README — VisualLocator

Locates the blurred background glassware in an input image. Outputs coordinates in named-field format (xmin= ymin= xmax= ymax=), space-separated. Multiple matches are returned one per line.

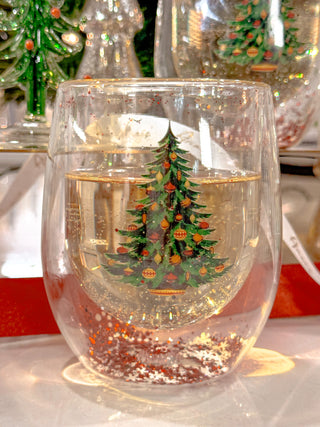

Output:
xmin=155 ymin=0 xmax=320 ymax=149
xmin=76 ymin=0 xmax=144 ymax=79
xmin=42 ymin=78 xmax=281 ymax=388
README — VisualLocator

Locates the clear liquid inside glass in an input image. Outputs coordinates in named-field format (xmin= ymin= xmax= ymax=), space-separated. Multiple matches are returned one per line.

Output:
xmin=43 ymin=149 xmax=276 ymax=385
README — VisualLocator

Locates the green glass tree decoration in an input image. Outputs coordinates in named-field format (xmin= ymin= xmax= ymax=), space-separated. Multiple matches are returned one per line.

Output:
xmin=217 ymin=0 xmax=306 ymax=72
xmin=104 ymin=125 xmax=228 ymax=296
xmin=0 ymin=0 xmax=82 ymax=145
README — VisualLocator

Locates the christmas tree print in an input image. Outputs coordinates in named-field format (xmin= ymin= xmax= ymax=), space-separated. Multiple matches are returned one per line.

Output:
xmin=217 ymin=0 xmax=306 ymax=72
xmin=0 ymin=0 xmax=82 ymax=118
xmin=104 ymin=125 xmax=228 ymax=296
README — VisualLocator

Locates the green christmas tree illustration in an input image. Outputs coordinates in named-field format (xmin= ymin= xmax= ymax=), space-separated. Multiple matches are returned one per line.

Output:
xmin=0 ymin=0 xmax=82 ymax=119
xmin=104 ymin=125 xmax=228 ymax=296
xmin=217 ymin=0 xmax=306 ymax=72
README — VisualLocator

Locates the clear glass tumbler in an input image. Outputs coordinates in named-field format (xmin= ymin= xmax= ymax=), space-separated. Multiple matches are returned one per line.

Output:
xmin=42 ymin=79 xmax=281 ymax=386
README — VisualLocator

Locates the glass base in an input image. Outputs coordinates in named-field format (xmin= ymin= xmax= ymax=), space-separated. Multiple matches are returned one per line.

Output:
xmin=62 ymin=359 xmax=236 ymax=406
xmin=0 ymin=120 xmax=50 ymax=152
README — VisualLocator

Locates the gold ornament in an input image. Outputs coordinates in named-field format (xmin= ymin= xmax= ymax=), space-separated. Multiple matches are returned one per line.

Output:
xmin=190 ymin=214 xmax=196 ymax=223
xmin=142 ymin=268 xmax=156 ymax=279
xmin=256 ymin=35 xmax=263 ymax=45
xmin=177 ymin=170 xmax=182 ymax=181
xmin=146 ymin=185 xmax=155 ymax=194
xmin=154 ymin=253 xmax=162 ymax=264
xmin=185 ymin=180 xmax=190 ymax=188
xmin=260 ymin=9 xmax=267 ymax=20
xmin=193 ymin=233 xmax=203 ymax=243
xmin=161 ymin=218 xmax=170 ymax=229
xmin=284 ymin=21 xmax=290 ymax=30
xmin=156 ymin=171 xmax=163 ymax=183
xmin=170 ymin=152 xmax=177 ymax=161
xmin=247 ymin=47 xmax=258 ymax=57
xmin=181 ymin=197 xmax=191 ymax=208
xmin=220 ymin=44 xmax=227 ymax=52
xmin=287 ymin=46 xmax=294 ymax=55
xmin=199 ymin=266 xmax=207 ymax=276
xmin=174 ymin=228 xmax=188 ymax=241
xmin=233 ymin=48 xmax=242 ymax=56
xmin=170 ymin=254 xmax=182 ymax=265
xmin=151 ymin=202 xmax=158 ymax=211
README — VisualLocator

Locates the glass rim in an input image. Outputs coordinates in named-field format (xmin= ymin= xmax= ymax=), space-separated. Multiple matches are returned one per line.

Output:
xmin=57 ymin=77 xmax=271 ymax=91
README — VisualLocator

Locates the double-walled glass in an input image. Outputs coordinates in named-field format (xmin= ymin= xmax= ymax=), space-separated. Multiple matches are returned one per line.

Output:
xmin=42 ymin=79 xmax=281 ymax=386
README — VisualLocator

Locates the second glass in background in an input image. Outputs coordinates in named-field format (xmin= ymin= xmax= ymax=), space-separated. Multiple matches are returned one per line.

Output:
xmin=155 ymin=0 xmax=320 ymax=149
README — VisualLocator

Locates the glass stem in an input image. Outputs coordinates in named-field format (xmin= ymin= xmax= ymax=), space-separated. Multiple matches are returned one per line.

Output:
xmin=24 ymin=55 xmax=47 ymax=122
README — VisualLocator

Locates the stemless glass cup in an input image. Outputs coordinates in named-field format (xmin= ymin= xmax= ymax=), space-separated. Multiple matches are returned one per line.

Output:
xmin=161 ymin=0 xmax=320 ymax=149
xmin=42 ymin=79 xmax=281 ymax=387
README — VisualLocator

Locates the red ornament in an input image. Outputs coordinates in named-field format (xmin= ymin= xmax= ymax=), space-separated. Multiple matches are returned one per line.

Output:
xmin=128 ymin=224 xmax=138 ymax=231
xmin=141 ymin=249 xmax=149 ymax=256
xmin=117 ymin=246 xmax=128 ymax=254
xmin=164 ymin=182 xmax=176 ymax=193
xmin=175 ymin=213 xmax=183 ymax=221
xmin=264 ymin=50 xmax=273 ymax=60
xmin=247 ymin=33 xmax=254 ymax=40
xmin=199 ymin=221 xmax=209 ymax=229
xmin=236 ymin=15 xmax=245 ymax=22
xmin=83 ymin=75 xmax=92 ymax=79
xmin=215 ymin=264 xmax=225 ymax=273
xmin=242 ymin=0 xmax=248 ymax=4
xmin=163 ymin=161 xmax=170 ymax=169
xmin=183 ymin=249 xmax=193 ymax=257
xmin=233 ymin=48 xmax=242 ymax=56
xmin=50 ymin=7 xmax=61 ymax=19
xmin=229 ymin=32 xmax=237 ymax=40
xmin=174 ymin=229 xmax=187 ymax=241
xmin=253 ymin=20 xmax=261 ymax=28
xmin=135 ymin=204 xmax=144 ymax=211
xmin=149 ymin=232 xmax=160 ymax=243
xmin=25 ymin=39 xmax=34 ymax=51
xmin=124 ymin=267 xmax=134 ymax=276
xmin=287 ymin=12 xmax=295 ymax=19
xmin=146 ymin=185 xmax=155 ymax=195
xmin=165 ymin=273 xmax=177 ymax=283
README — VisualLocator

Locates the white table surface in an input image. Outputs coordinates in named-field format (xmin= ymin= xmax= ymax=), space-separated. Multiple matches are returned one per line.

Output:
xmin=0 ymin=316 xmax=320 ymax=427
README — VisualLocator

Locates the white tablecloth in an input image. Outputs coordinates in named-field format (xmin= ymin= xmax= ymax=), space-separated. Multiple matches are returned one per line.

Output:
xmin=0 ymin=316 xmax=319 ymax=426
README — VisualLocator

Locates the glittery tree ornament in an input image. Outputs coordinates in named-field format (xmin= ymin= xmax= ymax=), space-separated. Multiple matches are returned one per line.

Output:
xmin=217 ymin=0 xmax=306 ymax=72
xmin=104 ymin=124 xmax=228 ymax=295
xmin=0 ymin=0 xmax=82 ymax=147
xmin=76 ymin=0 xmax=143 ymax=79
xmin=0 ymin=0 xmax=82 ymax=118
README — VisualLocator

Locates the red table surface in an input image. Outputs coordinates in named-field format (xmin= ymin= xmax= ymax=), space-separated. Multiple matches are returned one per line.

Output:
xmin=1 ymin=263 xmax=320 ymax=337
